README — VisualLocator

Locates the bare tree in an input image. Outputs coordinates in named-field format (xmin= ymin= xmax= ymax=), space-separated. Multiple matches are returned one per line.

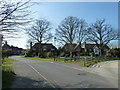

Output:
xmin=76 ymin=19 xmax=88 ymax=54
xmin=87 ymin=19 xmax=117 ymax=56
xmin=0 ymin=0 xmax=32 ymax=37
xmin=56 ymin=16 xmax=79 ymax=57
xmin=27 ymin=19 xmax=53 ymax=57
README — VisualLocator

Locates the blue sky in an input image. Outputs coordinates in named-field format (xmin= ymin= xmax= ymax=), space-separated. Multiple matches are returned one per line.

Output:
xmin=8 ymin=2 xmax=118 ymax=49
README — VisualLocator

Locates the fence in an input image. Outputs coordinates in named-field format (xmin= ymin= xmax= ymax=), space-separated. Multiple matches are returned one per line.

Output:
xmin=63 ymin=56 xmax=98 ymax=67
xmin=83 ymin=56 xmax=100 ymax=67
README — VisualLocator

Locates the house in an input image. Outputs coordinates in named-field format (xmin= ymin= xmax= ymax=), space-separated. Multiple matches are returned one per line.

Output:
xmin=62 ymin=43 xmax=84 ymax=56
xmin=84 ymin=43 xmax=109 ymax=56
xmin=2 ymin=41 xmax=12 ymax=52
xmin=11 ymin=46 xmax=24 ymax=55
xmin=62 ymin=42 xmax=109 ymax=56
xmin=93 ymin=45 xmax=100 ymax=56
xmin=32 ymin=43 xmax=58 ymax=56
xmin=2 ymin=41 xmax=24 ymax=55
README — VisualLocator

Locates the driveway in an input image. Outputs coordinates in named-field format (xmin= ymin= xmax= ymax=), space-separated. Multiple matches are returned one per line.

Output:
xmin=9 ymin=56 xmax=118 ymax=88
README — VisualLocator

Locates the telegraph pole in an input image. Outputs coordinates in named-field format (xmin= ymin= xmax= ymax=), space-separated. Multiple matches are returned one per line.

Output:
xmin=54 ymin=37 xmax=56 ymax=61
xmin=0 ymin=34 xmax=3 ymax=90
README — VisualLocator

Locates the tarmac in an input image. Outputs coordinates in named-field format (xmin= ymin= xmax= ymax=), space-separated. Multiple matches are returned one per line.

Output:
xmin=88 ymin=60 xmax=119 ymax=88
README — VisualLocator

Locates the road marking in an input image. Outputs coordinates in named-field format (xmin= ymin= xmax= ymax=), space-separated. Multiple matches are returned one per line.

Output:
xmin=24 ymin=61 xmax=47 ymax=80
xmin=53 ymin=80 xmax=59 ymax=86
xmin=23 ymin=61 xmax=56 ymax=88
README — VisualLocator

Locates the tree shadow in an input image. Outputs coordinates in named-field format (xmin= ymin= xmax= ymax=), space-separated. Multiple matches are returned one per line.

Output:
xmin=3 ymin=75 xmax=55 ymax=89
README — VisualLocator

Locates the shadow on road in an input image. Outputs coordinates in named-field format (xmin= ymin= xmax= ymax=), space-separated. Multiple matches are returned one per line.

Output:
xmin=10 ymin=75 xmax=54 ymax=88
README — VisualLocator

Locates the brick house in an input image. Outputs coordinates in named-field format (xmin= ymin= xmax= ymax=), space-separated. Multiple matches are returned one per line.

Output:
xmin=2 ymin=41 xmax=24 ymax=55
xmin=62 ymin=43 xmax=109 ymax=56
xmin=32 ymin=43 xmax=58 ymax=56
xmin=83 ymin=43 xmax=109 ymax=55
xmin=2 ymin=41 xmax=12 ymax=52
xmin=62 ymin=43 xmax=84 ymax=56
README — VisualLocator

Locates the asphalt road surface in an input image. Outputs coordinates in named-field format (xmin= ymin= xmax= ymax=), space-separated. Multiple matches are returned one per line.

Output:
xmin=9 ymin=56 xmax=118 ymax=88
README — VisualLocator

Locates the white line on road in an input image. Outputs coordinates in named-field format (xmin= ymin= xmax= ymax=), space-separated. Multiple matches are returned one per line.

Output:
xmin=23 ymin=61 xmax=56 ymax=88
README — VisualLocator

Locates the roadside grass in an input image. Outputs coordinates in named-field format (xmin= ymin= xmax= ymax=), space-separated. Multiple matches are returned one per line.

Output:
xmin=85 ymin=56 xmax=120 ymax=67
xmin=23 ymin=56 xmax=120 ymax=67
xmin=23 ymin=56 xmax=85 ymax=66
xmin=2 ymin=58 xmax=18 ymax=65
xmin=23 ymin=56 xmax=76 ymax=62
xmin=24 ymin=56 xmax=54 ymax=61
xmin=24 ymin=56 xmax=68 ymax=61
xmin=67 ymin=60 xmax=84 ymax=67
xmin=2 ymin=58 xmax=18 ymax=88
xmin=2 ymin=66 xmax=16 ymax=88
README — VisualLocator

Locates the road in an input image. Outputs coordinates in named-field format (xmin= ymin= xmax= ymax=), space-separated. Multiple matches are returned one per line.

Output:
xmin=9 ymin=56 xmax=118 ymax=88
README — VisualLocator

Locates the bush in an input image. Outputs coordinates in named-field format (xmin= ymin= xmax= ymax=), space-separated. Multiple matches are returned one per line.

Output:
xmin=39 ymin=52 xmax=47 ymax=58
xmin=80 ymin=52 xmax=89 ymax=56
xmin=107 ymin=48 xmax=120 ymax=57
xmin=2 ymin=50 xmax=12 ymax=59
xmin=80 ymin=53 xmax=85 ymax=56
xmin=25 ymin=49 xmax=34 ymax=57
xmin=89 ymin=52 xmax=94 ymax=57
xmin=105 ymin=54 xmax=112 ymax=57
xmin=47 ymin=52 xmax=53 ymax=57
xmin=59 ymin=52 xmax=65 ymax=57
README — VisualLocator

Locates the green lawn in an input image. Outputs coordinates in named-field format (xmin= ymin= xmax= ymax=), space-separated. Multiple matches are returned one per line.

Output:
xmin=67 ymin=60 xmax=84 ymax=66
xmin=2 ymin=58 xmax=18 ymax=65
xmin=24 ymin=56 xmax=77 ymax=62
xmin=24 ymin=56 xmax=54 ymax=61
xmin=2 ymin=58 xmax=18 ymax=88
xmin=23 ymin=56 xmax=120 ymax=67
xmin=85 ymin=56 xmax=120 ymax=67
xmin=23 ymin=56 xmax=85 ymax=66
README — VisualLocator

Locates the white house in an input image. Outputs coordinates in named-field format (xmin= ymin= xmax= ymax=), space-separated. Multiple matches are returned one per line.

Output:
xmin=93 ymin=45 xmax=99 ymax=56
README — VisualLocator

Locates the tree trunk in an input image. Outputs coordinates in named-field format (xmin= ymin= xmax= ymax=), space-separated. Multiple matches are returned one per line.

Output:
xmin=38 ymin=41 xmax=42 ymax=57
xmin=79 ymin=43 xmax=81 ymax=56
xmin=99 ymin=48 xmax=104 ymax=56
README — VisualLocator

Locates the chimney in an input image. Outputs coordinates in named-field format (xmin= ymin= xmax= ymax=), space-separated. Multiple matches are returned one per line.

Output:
xmin=5 ymin=41 xmax=7 ymax=45
xmin=30 ymin=42 xmax=32 ymax=50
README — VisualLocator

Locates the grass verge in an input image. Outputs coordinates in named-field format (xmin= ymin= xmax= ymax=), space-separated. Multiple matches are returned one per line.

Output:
xmin=85 ymin=56 xmax=120 ymax=67
xmin=23 ymin=56 xmax=84 ymax=66
xmin=2 ymin=58 xmax=18 ymax=65
xmin=24 ymin=56 xmax=54 ymax=61
xmin=2 ymin=58 xmax=18 ymax=88
xmin=23 ymin=56 xmax=120 ymax=67
xmin=2 ymin=66 xmax=16 ymax=88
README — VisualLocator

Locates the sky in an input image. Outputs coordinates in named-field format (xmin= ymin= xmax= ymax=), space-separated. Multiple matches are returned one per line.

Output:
xmin=6 ymin=1 xmax=118 ymax=49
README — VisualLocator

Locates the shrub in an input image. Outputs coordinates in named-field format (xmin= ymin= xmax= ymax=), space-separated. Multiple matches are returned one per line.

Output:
xmin=59 ymin=52 xmax=65 ymax=57
xmin=25 ymin=49 xmax=34 ymax=57
xmin=89 ymin=52 xmax=94 ymax=57
xmin=107 ymin=48 xmax=120 ymax=57
xmin=80 ymin=53 xmax=85 ymax=56
xmin=40 ymin=52 xmax=47 ymax=58
xmin=47 ymin=52 xmax=53 ymax=57
xmin=105 ymin=54 xmax=112 ymax=57
xmin=2 ymin=50 xmax=12 ymax=60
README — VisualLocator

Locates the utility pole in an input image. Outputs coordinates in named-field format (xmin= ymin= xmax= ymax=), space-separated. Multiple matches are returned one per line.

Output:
xmin=54 ymin=37 xmax=56 ymax=61
xmin=0 ymin=34 xmax=3 ymax=90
